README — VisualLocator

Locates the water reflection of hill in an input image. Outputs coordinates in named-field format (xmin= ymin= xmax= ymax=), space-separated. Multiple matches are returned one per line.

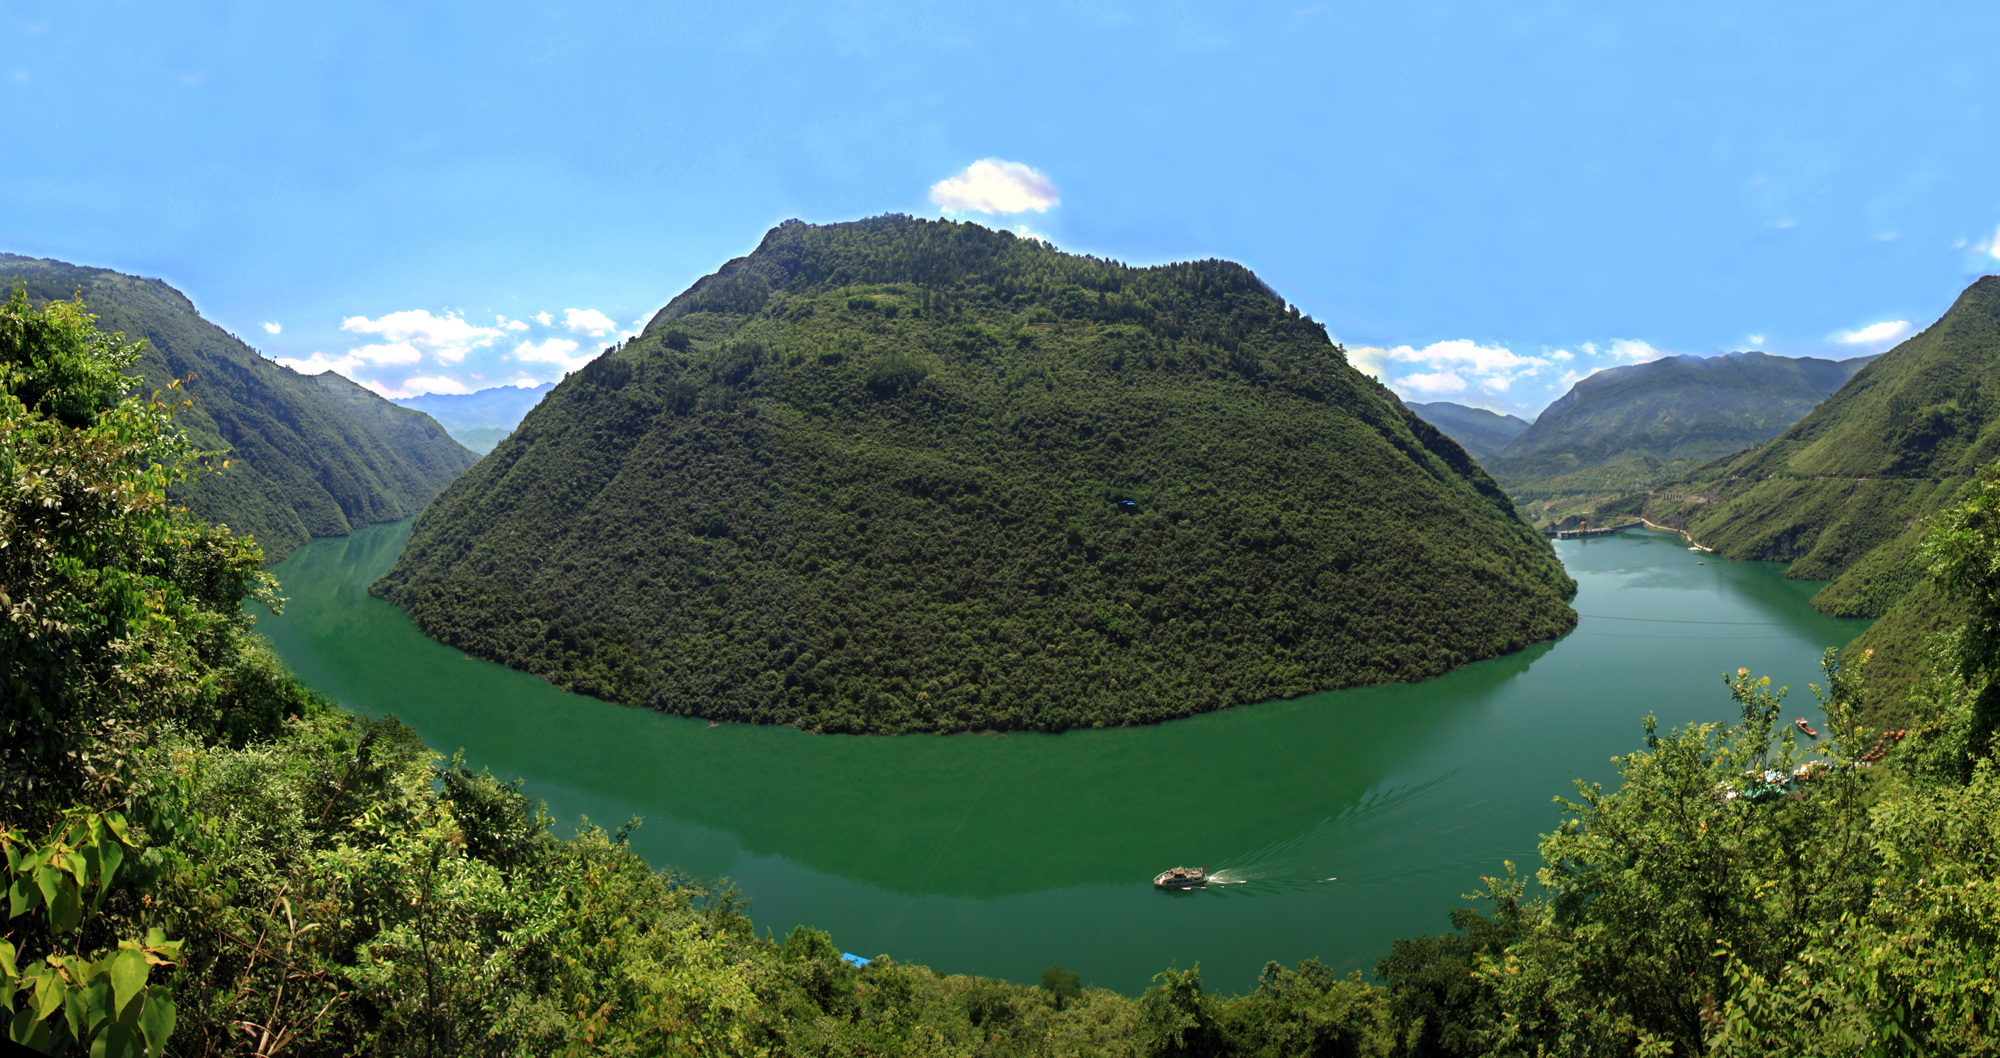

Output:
xmin=257 ymin=521 xmax=1873 ymax=992
xmin=259 ymin=521 xmax=1548 ymax=899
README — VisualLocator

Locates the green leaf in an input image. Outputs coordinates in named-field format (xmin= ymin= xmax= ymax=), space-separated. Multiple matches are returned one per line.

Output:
xmin=94 ymin=836 xmax=124 ymax=905
xmin=32 ymin=966 xmax=64 ymax=1021
xmin=100 ymin=813 xmax=131 ymax=847
xmin=46 ymin=873 xmax=82 ymax=935
xmin=100 ymin=1021 xmax=149 ymax=1058
xmin=0 ymin=937 xmax=15 ymax=979
xmin=106 ymin=949 xmax=147 ymax=1020
xmin=9 ymin=873 xmax=38 ymax=919
xmin=0 ymin=977 xmax=14 ymax=1015
xmin=12 ymin=1003 xmax=53 ymax=1051
xmin=137 ymin=988 xmax=174 ymax=1057
xmin=60 ymin=848 xmax=90 ymax=890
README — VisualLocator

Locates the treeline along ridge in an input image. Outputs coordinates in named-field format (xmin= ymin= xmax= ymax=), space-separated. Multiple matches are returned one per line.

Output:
xmin=375 ymin=216 xmax=1577 ymax=733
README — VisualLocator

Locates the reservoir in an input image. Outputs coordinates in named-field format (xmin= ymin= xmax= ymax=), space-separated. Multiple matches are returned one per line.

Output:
xmin=258 ymin=520 xmax=1871 ymax=994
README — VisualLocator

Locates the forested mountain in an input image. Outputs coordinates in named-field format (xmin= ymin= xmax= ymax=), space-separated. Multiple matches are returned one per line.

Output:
xmin=0 ymin=253 xmax=476 ymax=561
xmin=14 ymin=265 xmax=2000 ymax=1056
xmin=375 ymin=215 xmax=1576 ymax=734
xmin=392 ymin=381 xmax=553 ymax=453
xmin=1485 ymin=350 xmax=1875 ymax=481
xmin=1628 ymin=276 xmax=2000 ymax=719
xmin=1404 ymin=400 xmax=1530 ymax=462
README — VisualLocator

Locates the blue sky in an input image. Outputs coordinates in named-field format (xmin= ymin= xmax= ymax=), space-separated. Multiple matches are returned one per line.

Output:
xmin=5 ymin=1 xmax=1997 ymax=418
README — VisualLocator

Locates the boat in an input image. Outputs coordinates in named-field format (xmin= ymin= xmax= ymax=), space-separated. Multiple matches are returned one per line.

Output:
xmin=1795 ymin=718 xmax=1819 ymax=739
xmin=1154 ymin=866 xmax=1207 ymax=889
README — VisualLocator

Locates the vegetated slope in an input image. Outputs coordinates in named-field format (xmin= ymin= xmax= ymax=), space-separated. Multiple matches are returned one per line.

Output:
xmin=375 ymin=216 xmax=1576 ymax=734
xmin=1486 ymin=351 xmax=1875 ymax=482
xmin=1634 ymin=276 xmax=2000 ymax=720
xmin=392 ymin=381 xmax=553 ymax=453
xmin=1404 ymin=401 xmax=1530 ymax=462
xmin=0 ymin=253 xmax=477 ymax=561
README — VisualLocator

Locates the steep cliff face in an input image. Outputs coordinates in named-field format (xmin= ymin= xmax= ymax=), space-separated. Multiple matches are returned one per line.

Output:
xmin=2 ymin=254 xmax=476 ymax=560
xmin=375 ymin=216 xmax=1576 ymax=733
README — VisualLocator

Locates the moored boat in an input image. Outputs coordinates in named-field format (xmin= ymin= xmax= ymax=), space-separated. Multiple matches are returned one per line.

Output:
xmin=1795 ymin=717 xmax=1819 ymax=739
xmin=1154 ymin=866 xmax=1207 ymax=889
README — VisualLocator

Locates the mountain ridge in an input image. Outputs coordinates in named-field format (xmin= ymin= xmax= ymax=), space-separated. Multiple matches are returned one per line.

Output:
xmin=1404 ymin=401 xmax=1530 ymax=462
xmin=1486 ymin=350 xmax=1876 ymax=482
xmin=0 ymin=253 xmax=477 ymax=561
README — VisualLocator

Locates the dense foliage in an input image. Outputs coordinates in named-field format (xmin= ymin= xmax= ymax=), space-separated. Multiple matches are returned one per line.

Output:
xmin=1486 ymin=351 xmax=1873 ymax=483
xmin=8 ymin=277 xmax=2000 ymax=1056
xmin=1402 ymin=403 xmax=1528 ymax=464
xmin=0 ymin=254 xmax=476 ymax=563
xmin=376 ymin=216 xmax=1576 ymax=734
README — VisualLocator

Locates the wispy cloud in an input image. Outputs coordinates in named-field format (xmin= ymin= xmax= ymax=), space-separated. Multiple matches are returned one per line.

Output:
xmin=274 ymin=351 xmax=367 ymax=376
xmin=262 ymin=322 xmax=281 ymax=335
xmin=510 ymin=337 xmax=592 ymax=373
xmin=341 ymin=309 xmax=504 ymax=364
xmin=563 ymin=308 xmax=620 ymax=337
xmin=931 ymin=159 xmax=1060 ymax=214
xmin=1831 ymin=320 xmax=1913 ymax=349
xmin=1606 ymin=339 xmax=1663 ymax=362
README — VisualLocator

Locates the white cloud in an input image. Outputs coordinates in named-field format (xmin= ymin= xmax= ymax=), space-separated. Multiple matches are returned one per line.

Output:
xmin=350 ymin=341 xmax=424 ymax=366
xmin=1401 ymin=371 xmax=1468 ymax=394
xmin=274 ymin=351 xmax=367 ymax=376
xmin=563 ymin=308 xmax=620 ymax=337
xmin=511 ymin=337 xmax=592 ymax=372
xmin=1606 ymin=339 xmax=1663 ymax=362
xmin=1580 ymin=341 xmax=1599 ymax=357
xmin=930 ymin=159 xmax=1061 ymax=214
xmin=1346 ymin=346 xmax=1388 ymax=380
xmin=1831 ymin=320 xmax=1913 ymax=348
xmin=1748 ymin=334 xmax=1765 ymax=346
xmin=534 ymin=311 xmax=553 ymax=326
xmin=497 ymin=314 xmax=530 ymax=332
xmin=1549 ymin=349 xmax=1574 ymax=361
xmin=1353 ymin=338 xmax=1557 ymax=403
xmin=262 ymin=322 xmax=281 ymax=335
xmin=1388 ymin=339 xmax=1546 ymax=376
xmin=1991 ymin=223 xmax=2000 ymax=260
xmin=1554 ymin=368 xmax=1590 ymax=390
xmin=341 ymin=309 xmax=503 ymax=364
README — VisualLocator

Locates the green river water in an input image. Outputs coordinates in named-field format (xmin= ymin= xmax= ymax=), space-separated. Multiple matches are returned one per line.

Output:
xmin=257 ymin=520 xmax=1872 ymax=995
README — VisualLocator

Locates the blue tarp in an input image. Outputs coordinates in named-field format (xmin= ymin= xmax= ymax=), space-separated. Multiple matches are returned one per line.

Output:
xmin=841 ymin=952 xmax=871 ymax=968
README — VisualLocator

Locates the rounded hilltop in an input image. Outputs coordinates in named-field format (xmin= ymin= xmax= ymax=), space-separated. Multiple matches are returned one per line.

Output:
xmin=373 ymin=215 xmax=1577 ymax=733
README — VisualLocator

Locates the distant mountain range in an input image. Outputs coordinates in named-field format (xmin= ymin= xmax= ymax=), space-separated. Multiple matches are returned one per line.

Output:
xmin=1 ymin=254 xmax=476 ymax=562
xmin=392 ymin=383 xmax=554 ymax=453
xmin=374 ymin=215 xmax=1577 ymax=734
xmin=1485 ymin=351 xmax=1877 ymax=481
xmin=1404 ymin=402 xmax=1530 ymax=462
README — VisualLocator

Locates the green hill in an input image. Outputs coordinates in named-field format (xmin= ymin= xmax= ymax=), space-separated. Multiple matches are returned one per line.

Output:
xmin=1404 ymin=400 xmax=1530 ymax=462
xmin=1 ymin=253 xmax=477 ymax=561
xmin=1486 ymin=350 xmax=1875 ymax=482
xmin=374 ymin=215 xmax=1577 ymax=733
xmin=392 ymin=381 xmax=552 ymax=452
xmin=1626 ymin=276 xmax=2000 ymax=719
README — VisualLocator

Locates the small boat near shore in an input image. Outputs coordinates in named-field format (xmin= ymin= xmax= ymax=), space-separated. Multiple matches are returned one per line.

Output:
xmin=1154 ymin=866 xmax=1207 ymax=889
xmin=1795 ymin=718 xmax=1819 ymax=739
